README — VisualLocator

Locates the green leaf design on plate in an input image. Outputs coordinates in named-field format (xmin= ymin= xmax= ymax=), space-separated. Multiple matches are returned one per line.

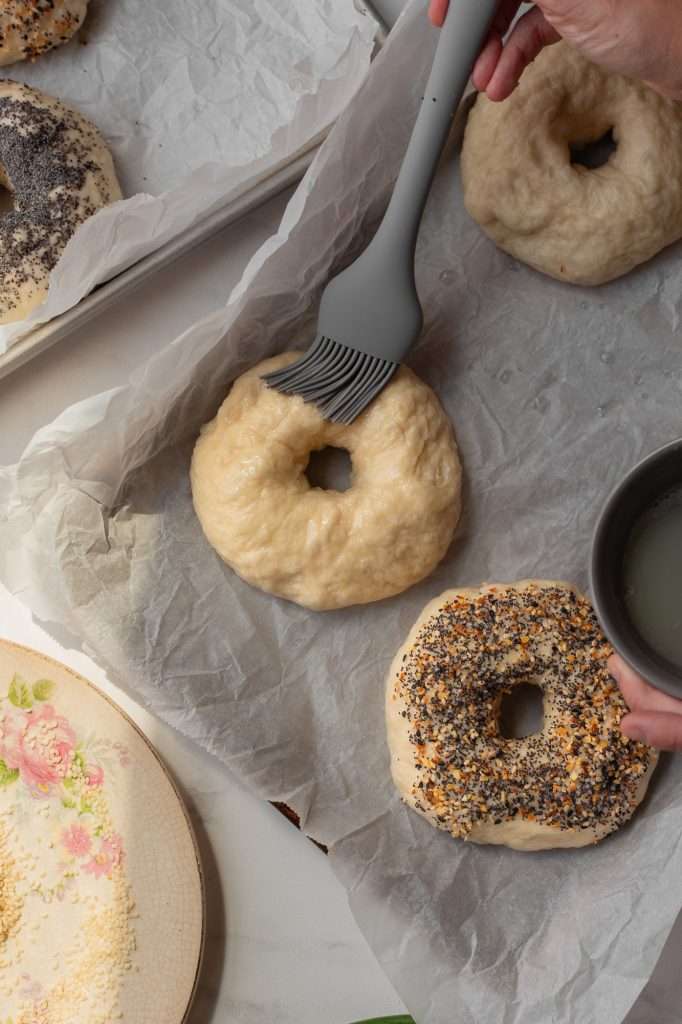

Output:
xmin=0 ymin=759 xmax=19 ymax=786
xmin=62 ymin=797 xmax=77 ymax=810
xmin=8 ymin=674 xmax=32 ymax=710
xmin=32 ymin=679 xmax=55 ymax=702
xmin=79 ymin=796 xmax=94 ymax=817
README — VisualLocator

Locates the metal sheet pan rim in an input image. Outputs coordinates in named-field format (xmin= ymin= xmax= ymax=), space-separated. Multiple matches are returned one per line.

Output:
xmin=0 ymin=1 xmax=390 ymax=383
xmin=0 ymin=136 xmax=328 ymax=383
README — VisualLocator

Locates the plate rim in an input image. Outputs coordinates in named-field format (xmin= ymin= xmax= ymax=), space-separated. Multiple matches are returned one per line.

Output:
xmin=0 ymin=636 xmax=207 ymax=1024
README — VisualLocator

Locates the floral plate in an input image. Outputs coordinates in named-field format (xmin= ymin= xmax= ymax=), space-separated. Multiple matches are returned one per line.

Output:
xmin=0 ymin=640 xmax=204 ymax=1024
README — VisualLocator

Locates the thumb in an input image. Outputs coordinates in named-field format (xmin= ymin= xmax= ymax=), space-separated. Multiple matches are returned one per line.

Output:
xmin=621 ymin=711 xmax=682 ymax=753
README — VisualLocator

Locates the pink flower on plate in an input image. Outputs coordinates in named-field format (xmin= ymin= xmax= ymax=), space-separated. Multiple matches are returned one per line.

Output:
xmin=85 ymin=762 xmax=104 ymax=788
xmin=113 ymin=741 xmax=131 ymax=768
xmin=18 ymin=973 xmax=44 ymax=1000
xmin=83 ymin=849 xmax=114 ymax=880
xmin=61 ymin=823 xmax=92 ymax=859
xmin=83 ymin=833 xmax=124 ymax=880
xmin=102 ymin=832 xmax=124 ymax=867
xmin=0 ymin=708 xmax=21 ymax=760
xmin=3 ymin=704 xmax=76 ymax=795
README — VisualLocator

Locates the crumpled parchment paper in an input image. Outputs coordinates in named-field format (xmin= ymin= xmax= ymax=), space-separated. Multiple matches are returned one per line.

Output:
xmin=1 ymin=3 xmax=682 ymax=1022
xmin=0 ymin=0 xmax=376 ymax=352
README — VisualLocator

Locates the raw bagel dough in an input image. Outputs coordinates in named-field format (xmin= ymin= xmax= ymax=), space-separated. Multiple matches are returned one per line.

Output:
xmin=0 ymin=81 xmax=121 ymax=324
xmin=0 ymin=1 xmax=88 ymax=65
xmin=461 ymin=43 xmax=682 ymax=286
xmin=190 ymin=352 xmax=462 ymax=611
xmin=387 ymin=580 xmax=657 ymax=851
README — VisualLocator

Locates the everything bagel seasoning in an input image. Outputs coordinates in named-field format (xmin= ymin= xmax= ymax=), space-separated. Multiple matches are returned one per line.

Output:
xmin=0 ymin=1 xmax=87 ymax=65
xmin=395 ymin=583 xmax=653 ymax=840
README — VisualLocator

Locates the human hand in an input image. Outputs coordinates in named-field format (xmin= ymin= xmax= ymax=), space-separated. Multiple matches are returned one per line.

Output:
xmin=428 ymin=0 xmax=682 ymax=103
xmin=609 ymin=653 xmax=682 ymax=752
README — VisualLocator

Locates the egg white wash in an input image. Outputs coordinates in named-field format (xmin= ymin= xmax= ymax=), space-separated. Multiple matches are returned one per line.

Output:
xmin=624 ymin=486 xmax=682 ymax=668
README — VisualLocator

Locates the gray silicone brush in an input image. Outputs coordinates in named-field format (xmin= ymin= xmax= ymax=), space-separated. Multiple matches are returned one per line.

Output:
xmin=264 ymin=0 xmax=499 ymax=423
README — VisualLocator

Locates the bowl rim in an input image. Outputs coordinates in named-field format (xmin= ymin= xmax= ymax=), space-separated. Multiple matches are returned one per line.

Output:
xmin=590 ymin=436 xmax=682 ymax=699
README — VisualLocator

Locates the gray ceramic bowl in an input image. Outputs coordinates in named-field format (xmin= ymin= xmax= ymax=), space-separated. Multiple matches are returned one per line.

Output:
xmin=590 ymin=438 xmax=682 ymax=700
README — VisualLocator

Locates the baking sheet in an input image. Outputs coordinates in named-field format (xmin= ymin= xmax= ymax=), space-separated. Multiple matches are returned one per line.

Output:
xmin=0 ymin=144 xmax=319 ymax=382
xmin=0 ymin=0 xmax=377 ymax=353
xmin=1 ymin=3 xmax=682 ymax=1023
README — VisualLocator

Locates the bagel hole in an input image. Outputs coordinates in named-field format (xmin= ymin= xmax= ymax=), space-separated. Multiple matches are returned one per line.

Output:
xmin=570 ymin=128 xmax=617 ymax=170
xmin=305 ymin=446 xmax=352 ymax=492
xmin=499 ymin=683 xmax=544 ymax=739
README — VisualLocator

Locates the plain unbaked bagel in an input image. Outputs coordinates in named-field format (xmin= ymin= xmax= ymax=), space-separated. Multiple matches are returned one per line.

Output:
xmin=387 ymin=580 xmax=657 ymax=851
xmin=461 ymin=43 xmax=682 ymax=286
xmin=0 ymin=1 xmax=88 ymax=65
xmin=190 ymin=352 xmax=462 ymax=611
xmin=0 ymin=80 xmax=121 ymax=324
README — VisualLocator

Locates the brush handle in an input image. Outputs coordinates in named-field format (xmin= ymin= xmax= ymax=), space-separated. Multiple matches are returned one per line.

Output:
xmin=374 ymin=0 xmax=498 ymax=257
xmin=314 ymin=0 xmax=501 ymax=368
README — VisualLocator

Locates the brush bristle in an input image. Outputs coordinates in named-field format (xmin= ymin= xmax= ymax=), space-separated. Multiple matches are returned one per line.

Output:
xmin=262 ymin=336 xmax=398 ymax=424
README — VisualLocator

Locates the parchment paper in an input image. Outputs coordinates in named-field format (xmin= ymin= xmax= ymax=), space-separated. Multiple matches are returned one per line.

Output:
xmin=0 ymin=0 xmax=376 ymax=352
xmin=1 ymin=4 xmax=682 ymax=1022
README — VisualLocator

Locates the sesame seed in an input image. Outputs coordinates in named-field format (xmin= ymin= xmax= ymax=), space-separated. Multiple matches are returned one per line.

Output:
xmin=0 ymin=82 xmax=118 ymax=321
xmin=396 ymin=583 xmax=654 ymax=840
xmin=0 ymin=1 xmax=87 ymax=64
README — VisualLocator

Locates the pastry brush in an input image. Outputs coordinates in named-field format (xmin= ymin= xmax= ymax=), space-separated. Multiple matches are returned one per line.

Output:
xmin=264 ymin=0 xmax=499 ymax=423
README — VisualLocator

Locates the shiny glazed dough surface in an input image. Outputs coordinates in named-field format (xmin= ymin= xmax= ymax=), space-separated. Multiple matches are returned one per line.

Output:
xmin=190 ymin=352 xmax=462 ymax=611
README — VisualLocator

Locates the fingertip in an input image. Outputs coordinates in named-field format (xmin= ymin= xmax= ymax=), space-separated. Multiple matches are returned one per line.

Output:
xmin=621 ymin=710 xmax=682 ymax=752
xmin=607 ymin=653 xmax=623 ymax=680
xmin=620 ymin=713 xmax=646 ymax=743
xmin=485 ymin=7 xmax=560 ymax=102
xmin=484 ymin=44 xmax=525 ymax=102
xmin=428 ymin=0 xmax=448 ymax=28
xmin=484 ymin=76 xmax=516 ymax=103
xmin=609 ymin=654 xmax=649 ymax=710
xmin=472 ymin=34 xmax=503 ymax=94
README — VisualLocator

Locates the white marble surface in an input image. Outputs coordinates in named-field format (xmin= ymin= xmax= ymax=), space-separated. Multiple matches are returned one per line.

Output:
xmin=0 ymin=583 xmax=406 ymax=1024
xmin=0 ymin=583 xmax=405 ymax=1023
xmin=0 ymin=190 xmax=406 ymax=1023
